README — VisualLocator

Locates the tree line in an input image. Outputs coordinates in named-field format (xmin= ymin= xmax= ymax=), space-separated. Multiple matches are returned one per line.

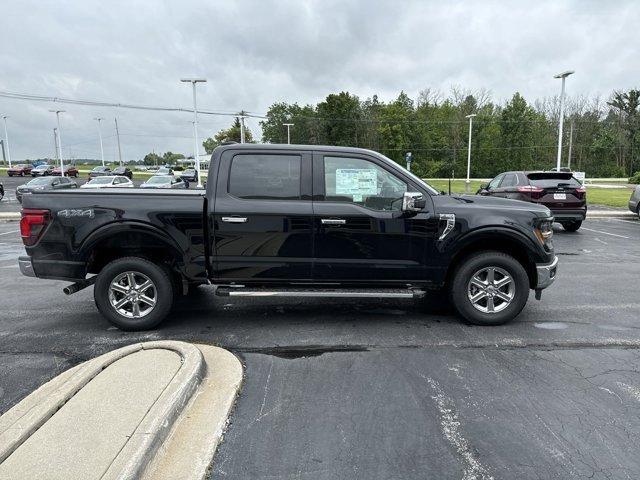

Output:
xmin=202 ymin=88 xmax=640 ymax=179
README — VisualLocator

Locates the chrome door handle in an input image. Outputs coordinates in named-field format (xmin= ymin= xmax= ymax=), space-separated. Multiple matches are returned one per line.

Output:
xmin=221 ymin=216 xmax=248 ymax=223
xmin=321 ymin=218 xmax=346 ymax=225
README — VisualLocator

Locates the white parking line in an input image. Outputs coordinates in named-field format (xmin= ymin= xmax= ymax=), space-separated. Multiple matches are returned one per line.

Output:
xmin=0 ymin=231 xmax=18 ymax=236
xmin=581 ymin=227 xmax=630 ymax=239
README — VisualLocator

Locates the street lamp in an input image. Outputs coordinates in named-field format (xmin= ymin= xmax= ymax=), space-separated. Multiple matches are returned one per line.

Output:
xmin=94 ymin=117 xmax=105 ymax=167
xmin=554 ymin=70 xmax=574 ymax=171
xmin=465 ymin=114 xmax=477 ymax=193
xmin=49 ymin=110 xmax=66 ymax=176
xmin=181 ymin=78 xmax=207 ymax=188
xmin=283 ymin=123 xmax=294 ymax=144
xmin=1 ymin=115 xmax=11 ymax=168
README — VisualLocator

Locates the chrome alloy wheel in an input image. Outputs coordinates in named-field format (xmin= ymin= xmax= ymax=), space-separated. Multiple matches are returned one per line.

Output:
xmin=108 ymin=271 xmax=157 ymax=318
xmin=467 ymin=266 xmax=515 ymax=314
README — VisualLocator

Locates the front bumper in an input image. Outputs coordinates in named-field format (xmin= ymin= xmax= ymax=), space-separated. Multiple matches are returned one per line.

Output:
xmin=19 ymin=256 xmax=35 ymax=277
xmin=535 ymin=256 xmax=558 ymax=290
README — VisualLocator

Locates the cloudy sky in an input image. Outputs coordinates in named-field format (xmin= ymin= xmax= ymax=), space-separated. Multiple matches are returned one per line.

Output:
xmin=1 ymin=0 xmax=637 ymax=162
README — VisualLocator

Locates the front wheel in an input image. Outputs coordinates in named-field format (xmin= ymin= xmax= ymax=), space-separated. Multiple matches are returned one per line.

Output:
xmin=449 ymin=251 xmax=529 ymax=326
xmin=562 ymin=221 xmax=582 ymax=232
xmin=94 ymin=257 xmax=174 ymax=331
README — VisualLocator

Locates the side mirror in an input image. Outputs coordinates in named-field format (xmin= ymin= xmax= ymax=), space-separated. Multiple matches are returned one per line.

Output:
xmin=476 ymin=183 xmax=489 ymax=195
xmin=402 ymin=192 xmax=426 ymax=213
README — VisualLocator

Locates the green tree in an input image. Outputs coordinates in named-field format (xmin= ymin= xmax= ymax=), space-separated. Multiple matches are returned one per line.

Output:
xmin=316 ymin=92 xmax=361 ymax=146
xmin=202 ymin=118 xmax=254 ymax=153
xmin=143 ymin=152 xmax=162 ymax=166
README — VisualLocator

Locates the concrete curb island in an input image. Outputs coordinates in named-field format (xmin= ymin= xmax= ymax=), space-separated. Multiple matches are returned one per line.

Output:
xmin=0 ymin=341 xmax=243 ymax=480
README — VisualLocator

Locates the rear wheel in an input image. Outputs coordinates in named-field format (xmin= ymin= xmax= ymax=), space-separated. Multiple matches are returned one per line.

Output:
xmin=449 ymin=251 xmax=529 ymax=326
xmin=562 ymin=220 xmax=582 ymax=232
xmin=94 ymin=257 xmax=174 ymax=331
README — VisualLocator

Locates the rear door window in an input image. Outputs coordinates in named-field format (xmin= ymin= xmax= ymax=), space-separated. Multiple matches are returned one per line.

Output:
xmin=500 ymin=173 xmax=518 ymax=188
xmin=229 ymin=154 xmax=301 ymax=200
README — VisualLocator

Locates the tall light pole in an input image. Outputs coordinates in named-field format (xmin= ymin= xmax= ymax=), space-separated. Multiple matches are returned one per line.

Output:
xmin=465 ymin=114 xmax=476 ymax=193
xmin=114 ymin=118 xmax=123 ymax=166
xmin=1 ymin=115 xmax=12 ymax=168
xmin=49 ymin=110 xmax=65 ymax=176
xmin=181 ymin=78 xmax=207 ymax=188
xmin=554 ymin=70 xmax=574 ymax=171
xmin=94 ymin=117 xmax=105 ymax=167
xmin=283 ymin=123 xmax=294 ymax=144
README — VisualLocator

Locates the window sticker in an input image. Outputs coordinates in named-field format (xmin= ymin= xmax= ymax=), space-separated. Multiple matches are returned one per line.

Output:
xmin=335 ymin=169 xmax=377 ymax=197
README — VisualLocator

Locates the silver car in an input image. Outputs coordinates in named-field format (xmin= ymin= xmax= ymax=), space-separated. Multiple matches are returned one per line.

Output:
xmin=140 ymin=175 xmax=187 ymax=189
xmin=80 ymin=175 xmax=134 ymax=189
xmin=629 ymin=185 xmax=640 ymax=218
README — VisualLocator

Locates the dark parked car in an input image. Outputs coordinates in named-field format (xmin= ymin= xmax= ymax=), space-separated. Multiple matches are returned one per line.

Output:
xmin=16 ymin=176 xmax=78 ymax=203
xmin=477 ymin=171 xmax=586 ymax=231
xmin=19 ymin=144 xmax=557 ymax=331
xmin=112 ymin=166 xmax=133 ymax=179
xmin=629 ymin=185 xmax=640 ymax=218
xmin=31 ymin=164 xmax=54 ymax=177
xmin=89 ymin=166 xmax=112 ymax=178
xmin=52 ymin=166 xmax=79 ymax=177
xmin=180 ymin=168 xmax=198 ymax=182
xmin=7 ymin=164 xmax=33 ymax=176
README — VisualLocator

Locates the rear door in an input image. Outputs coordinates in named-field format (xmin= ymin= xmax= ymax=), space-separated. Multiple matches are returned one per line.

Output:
xmin=211 ymin=149 xmax=313 ymax=282
xmin=311 ymin=152 xmax=438 ymax=283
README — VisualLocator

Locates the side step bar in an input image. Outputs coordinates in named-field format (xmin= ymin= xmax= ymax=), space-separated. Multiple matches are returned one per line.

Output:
xmin=215 ymin=287 xmax=425 ymax=299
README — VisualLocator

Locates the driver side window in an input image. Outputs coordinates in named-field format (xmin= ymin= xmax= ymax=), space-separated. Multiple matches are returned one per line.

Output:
xmin=488 ymin=174 xmax=504 ymax=190
xmin=323 ymin=156 xmax=407 ymax=211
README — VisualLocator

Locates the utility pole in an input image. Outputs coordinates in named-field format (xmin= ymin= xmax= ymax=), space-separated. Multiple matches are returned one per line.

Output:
xmin=465 ymin=114 xmax=476 ymax=193
xmin=554 ymin=70 xmax=574 ymax=171
xmin=2 ymin=115 xmax=12 ymax=168
xmin=181 ymin=78 xmax=207 ymax=188
xmin=0 ymin=140 xmax=5 ymax=165
xmin=49 ymin=110 xmax=65 ymax=176
xmin=114 ymin=118 xmax=123 ymax=166
xmin=567 ymin=119 xmax=574 ymax=170
xmin=53 ymin=128 xmax=59 ymax=163
xmin=283 ymin=123 xmax=294 ymax=144
xmin=238 ymin=113 xmax=246 ymax=144
xmin=94 ymin=117 xmax=105 ymax=167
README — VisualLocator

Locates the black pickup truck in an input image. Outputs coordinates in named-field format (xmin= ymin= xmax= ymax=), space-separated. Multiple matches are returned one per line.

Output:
xmin=18 ymin=144 xmax=558 ymax=330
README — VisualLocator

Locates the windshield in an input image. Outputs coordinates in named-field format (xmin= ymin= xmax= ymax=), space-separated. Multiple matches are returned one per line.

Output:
xmin=145 ymin=176 xmax=171 ymax=184
xmin=157 ymin=167 xmax=171 ymax=174
xmin=34 ymin=165 xmax=50 ymax=170
xmin=27 ymin=177 xmax=51 ymax=186
xmin=378 ymin=154 xmax=439 ymax=195
xmin=92 ymin=167 xmax=107 ymax=172
xmin=88 ymin=177 xmax=113 ymax=184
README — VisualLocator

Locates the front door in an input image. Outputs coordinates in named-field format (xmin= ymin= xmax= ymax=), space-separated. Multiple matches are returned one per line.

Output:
xmin=211 ymin=149 xmax=313 ymax=282
xmin=312 ymin=153 xmax=437 ymax=284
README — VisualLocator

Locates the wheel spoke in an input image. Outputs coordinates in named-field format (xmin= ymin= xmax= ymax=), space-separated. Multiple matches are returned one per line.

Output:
xmin=470 ymin=291 xmax=487 ymax=304
xmin=486 ymin=267 xmax=495 ymax=284
xmin=470 ymin=277 xmax=486 ymax=290
xmin=132 ymin=301 xmax=141 ymax=317
xmin=114 ymin=297 xmax=129 ymax=309
xmin=486 ymin=296 xmax=495 ymax=312
xmin=495 ymin=290 xmax=512 ymax=302
xmin=495 ymin=276 xmax=512 ymax=289
xmin=137 ymin=279 xmax=153 ymax=293
xmin=111 ymin=283 xmax=129 ymax=294
xmin=126 ymin=272 xmax=136 ymax=288
xmin=139 ymin=295 xmax=156 ymax=307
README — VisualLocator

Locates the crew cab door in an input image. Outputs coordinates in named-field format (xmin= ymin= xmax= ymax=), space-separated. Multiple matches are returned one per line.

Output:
xmin=312 ymin=152 xmax=438 ymax=283
xmin=210 ymin=149 xmax=313 ymax=282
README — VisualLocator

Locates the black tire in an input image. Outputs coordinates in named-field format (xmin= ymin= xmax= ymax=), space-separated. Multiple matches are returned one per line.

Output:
xmin=20 ymin=172 xmax=24 ymax=177
xmin=94 ymin=256 xmax=174 ymax=331
xmin=563 ymin=221 xmax=582 ymax=232
xmin=449 ymin=251 xmax=529 ymax=326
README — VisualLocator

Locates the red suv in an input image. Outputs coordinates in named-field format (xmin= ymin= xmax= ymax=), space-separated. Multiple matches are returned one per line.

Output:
xmin=478 ymin=171 xmax=587 ymax=231
xmin=52 ymin=166 xmax=79 ymax=177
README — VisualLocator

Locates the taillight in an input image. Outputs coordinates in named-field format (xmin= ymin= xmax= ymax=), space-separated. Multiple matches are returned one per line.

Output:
xmin=517 ymin=185 xmax=544 ymax=193
xmin=576 ymin=186 xmax=586 ymax=194
xmin=20 ymin=209 xmax=50 ymax=246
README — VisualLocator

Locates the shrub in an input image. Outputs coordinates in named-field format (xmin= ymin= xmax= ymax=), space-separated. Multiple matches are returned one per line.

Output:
xmin=629 ymin=171 xmax=640 ymax=184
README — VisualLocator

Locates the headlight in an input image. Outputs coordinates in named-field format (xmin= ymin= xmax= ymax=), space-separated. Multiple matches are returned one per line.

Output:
xmin=534 ymin=218 xmax=554 ymax=247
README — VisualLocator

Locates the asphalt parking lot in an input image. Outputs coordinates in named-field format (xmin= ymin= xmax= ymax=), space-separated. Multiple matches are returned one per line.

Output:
xmin=1 ymin=217 xmax=639 ymax=479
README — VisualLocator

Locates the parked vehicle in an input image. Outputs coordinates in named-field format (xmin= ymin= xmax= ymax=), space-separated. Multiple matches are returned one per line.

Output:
xmin=80 ymin=176 xmax=134 ymax=189
xmin=31 ymin=164 xmax=54 ymax=177
xmin=112 ymin=166 xmax=133 ymax=179
xmin=180 ymin=168 xmax=198 ymax=182
xmin=140 ymin=175 xmax=186 ymax=189
xmin=19 ymin=144 xmax=557 ymax=331
xmin=7 ymin=164 xmax=33 ymax=177
xmin=629 ymin=185 xmax=640 ymax=219
xmin=89 ymin=166 xmax=112 ymax=178
xmin=16 ymin=176 xmax=78 ymax=203
xmin=477 ymin=171 xmax=586 ymax=231
xmin=156 ymin=166 xmax=174 ymax=175
xmin=52 ymin=166 xmax=79 ymax=177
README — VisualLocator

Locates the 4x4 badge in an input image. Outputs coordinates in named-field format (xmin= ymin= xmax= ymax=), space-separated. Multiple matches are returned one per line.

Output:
xmin=58 ymin=209 xmax=94 ymax=219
